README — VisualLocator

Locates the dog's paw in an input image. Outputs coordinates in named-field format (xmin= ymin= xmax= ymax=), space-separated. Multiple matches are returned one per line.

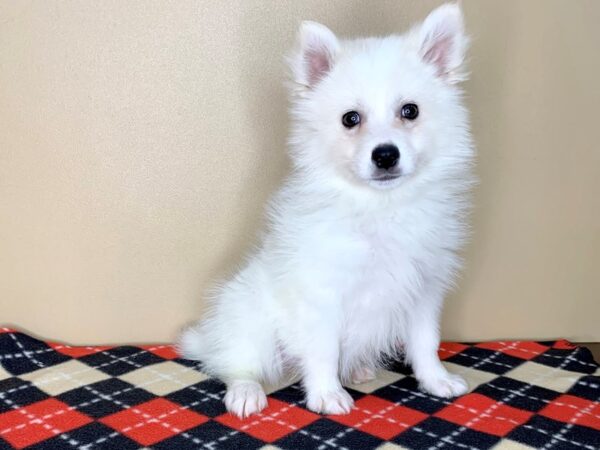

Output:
xmin=351 ymin=366 xmax=376 ymax=385
xmin=306 ymin=388 xmax=354 ymax=415
xmin=419 ymin=372 xmax=468 ymax=398
xmin=224 ymin=381 xmax=268 ymax=418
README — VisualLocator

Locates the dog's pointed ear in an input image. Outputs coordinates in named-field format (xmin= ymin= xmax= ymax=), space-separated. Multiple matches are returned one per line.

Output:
xmin=417 ymin=3 xmax=469 ymax=83
xmin=289 ymin=21 xmax=340 ymax=88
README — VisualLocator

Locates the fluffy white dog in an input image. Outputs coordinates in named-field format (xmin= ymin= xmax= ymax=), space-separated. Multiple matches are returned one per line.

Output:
xmin=179 ymin=2 xmax=474 ymax=418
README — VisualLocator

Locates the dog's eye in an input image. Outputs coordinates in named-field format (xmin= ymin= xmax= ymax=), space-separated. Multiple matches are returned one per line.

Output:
xmin=400 ymin=103 xmax=419 ymax=120
xmin=342 ymin=111 xmax=361 ymax=129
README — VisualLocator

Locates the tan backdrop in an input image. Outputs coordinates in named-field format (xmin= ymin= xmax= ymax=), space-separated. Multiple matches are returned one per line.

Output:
xmin=1 ymin=0 xmax=598 ymax=345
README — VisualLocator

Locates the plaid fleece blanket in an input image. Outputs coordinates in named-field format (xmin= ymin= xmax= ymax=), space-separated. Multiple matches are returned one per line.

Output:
xmin=0 ymin=328 xmax=598 ymax=449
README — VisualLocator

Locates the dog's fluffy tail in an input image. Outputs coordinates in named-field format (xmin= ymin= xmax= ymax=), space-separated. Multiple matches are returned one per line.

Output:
xmin=176 ymin=325 xmax=206 ymax=361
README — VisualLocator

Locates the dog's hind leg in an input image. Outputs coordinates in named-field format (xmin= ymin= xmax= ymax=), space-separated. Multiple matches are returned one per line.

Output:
xmin=180 ymin=315 xmax=276 ymax=418
xmin=179 ymin=260 xmax=281 ymax=418
xmin=223 ymin=380 xmax=268 ymax=418
xmin=217 ymin=321 xmax=278 ymax=418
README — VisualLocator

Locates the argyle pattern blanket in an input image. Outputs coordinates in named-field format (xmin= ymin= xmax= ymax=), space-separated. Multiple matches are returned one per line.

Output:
xmin=0 ymin=328 xmax=599 ymax=450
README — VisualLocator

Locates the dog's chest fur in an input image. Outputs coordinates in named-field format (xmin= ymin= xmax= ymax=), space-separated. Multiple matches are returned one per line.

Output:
xmin=268 ymin=178 xmax=463 ymax=374
xmin=317 ymin=197 xmax=456 ymax=368
xmin=340 ymin=199 xmax=446 ymax=296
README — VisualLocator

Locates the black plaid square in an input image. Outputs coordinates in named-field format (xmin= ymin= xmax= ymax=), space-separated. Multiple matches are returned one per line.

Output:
xmin=267 ymin=383 xmax=306 ymax=405
xmin=154 ymin=421 xmax=264 ymax=450
xmin=0 ymin=377 xmax=49 ymax=413
xmin=567 ymin=375 xmax=600 ymax=402
xmin=0 ymin=333 xmax=70 ymax=376
xmin=172 ymin=357 xmax=208 ymax=369
xmin=373 ymin=376 xmax=449 ymax=414
xmin=166 ymin=379 xmax=228 ymax=418
xmin=56 ymin=378 xmax=155 ymax=419
xmin=78 ymin=346 xmax=164 ymax=376
xmin=474 ymin=375 xmax=562 ymax=413
xmin=394 ymin=416 xmax=500 ymax=449
xmin=533 ymin=348 xmax=599 ymax=374
xmin=385 ymin=358 xmax=415 ymax=376
xmin=509 ymin=414 xmax=599 ymax=450
xmin=445 ymin=346 xmax=527 ymax=375
xmin=26 ymin=422 xmax=139 ymax=450
xmin=269 ymin=383 xmax=366 ymax=409
xmin=275 ymin=418 xmax=384 ymax=449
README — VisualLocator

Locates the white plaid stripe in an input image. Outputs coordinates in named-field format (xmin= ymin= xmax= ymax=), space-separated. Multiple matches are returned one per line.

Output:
xmin=0 ymin=343 xmax=181 ymax=449
xmin=1 ymin=349 xmax=151 ymax=394
xmin=439 ymin=342 xmax=598 ymax=371
xmin=0 ymin=400 xmax=80 ymax=448
xmin=8 ymin=332 xmax=46 ymax=369
xmin=324 ymin=384 xmax=524 ymax=450
xmin=79 ymin=381 xmax=220 ymax=449
xmin=541 ymin=391 xmax=600 ymax=449
xmin=0 ymin=370 xmax=81 ymax=448
xmin=22 ymin=360 xmax=111 ymax=396
xmin=287 ymin=383 xmax=490 ymax=450
xmin=429 ymin=344 xmax=597 ymax=450
xmin=317 ymin=385 xmax=421 ymax=449
xmin=578 ymin=379 xmax=599 ymax=389
xmin=230 ymin=384 xmax=355 ymax=450
xmin=0 ymin=361 xmax=217 ymax=440
xmin=0 ymin=345 xmax=61 ymax=361
xmin=362 ymin=403 xmax=478 ymax=447
xmin=388 ymin=382 xmax=600 ymax=450
xmin=481 ymin=342 xmax=598 ymax=368
xmin=1 ymin=330 xmax=597 ymax=449
xmin=118 ymin=361 xmax=209 ymax=396
xmin=80 ymin=384 xmax=224 ymax=449
xmin=485 ymin=380 xmax=600 ymax=421
xmin=0 ymin=333 xmax=91 ymax=447
xmin=0 ymin=339 xmax=204 ymax=404
xmin=388 ymin=385 xmax=529 ymax=426
xmin=0 ymin=335 xmax=211 ymax=446
xmin=0 ymin=355 xmax=208 ymax=405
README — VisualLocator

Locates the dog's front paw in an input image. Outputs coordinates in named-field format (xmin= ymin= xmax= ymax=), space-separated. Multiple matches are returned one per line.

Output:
xmin=224 ymin=381 xmax=268 ymax=418
xmin=306 ymin=388 xmax=354 ymax=415
xmin=419 ymin=372 xmax=468 ymax=398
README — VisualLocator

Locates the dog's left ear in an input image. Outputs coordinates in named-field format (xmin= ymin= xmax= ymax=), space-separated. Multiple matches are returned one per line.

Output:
xmin=289 ymin=21 xmax=340 ymax=88
xmin=417 ymin=3 xmax=469 ymax=83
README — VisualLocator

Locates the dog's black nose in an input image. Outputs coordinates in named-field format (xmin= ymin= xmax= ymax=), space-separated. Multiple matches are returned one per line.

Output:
xmin=371 ymin=144 xmax=400 ymax=170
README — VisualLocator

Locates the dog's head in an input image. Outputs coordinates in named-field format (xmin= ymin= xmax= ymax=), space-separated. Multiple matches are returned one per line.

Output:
xmin=287 ymin=3 xmax=470 ymax=191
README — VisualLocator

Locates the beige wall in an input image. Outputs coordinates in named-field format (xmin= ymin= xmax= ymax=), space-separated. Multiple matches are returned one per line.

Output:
xmin=1 ymin=1 xmax=598 ymax=345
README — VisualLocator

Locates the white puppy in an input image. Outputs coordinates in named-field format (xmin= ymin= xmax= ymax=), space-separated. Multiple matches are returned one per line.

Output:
xmin=179 ymin=2 xmax=474 ymax=418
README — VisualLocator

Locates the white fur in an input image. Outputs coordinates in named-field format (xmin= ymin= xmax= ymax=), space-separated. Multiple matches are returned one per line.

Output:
xmin=179 ymin=3 xmax=474 ymax=418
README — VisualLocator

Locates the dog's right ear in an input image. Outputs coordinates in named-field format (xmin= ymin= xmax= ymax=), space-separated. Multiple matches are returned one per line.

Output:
xmin=289 ymin=21 xmax=339 ymax=88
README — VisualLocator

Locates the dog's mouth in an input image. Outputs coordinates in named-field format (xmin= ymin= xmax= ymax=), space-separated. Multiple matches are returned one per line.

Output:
xmin=371 ymin=174 xmax=400 ymax=182
xmin=366 ymin=171 xmax=403 ymax=189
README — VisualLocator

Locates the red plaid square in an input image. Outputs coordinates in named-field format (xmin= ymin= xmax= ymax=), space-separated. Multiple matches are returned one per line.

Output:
xmin=100 ymin=398 xmax=208 ymax=446
xmin=438 ymin=342 xmax=469 ymax=360
xmin=216 ymin=398 xmax=319 ymax=442
xmin=141 ymin=345 xmax=178 ymax=360
xmin=329 ymin=395 xmax=428 ymax=440
xmin=553 ymin=340 xmax=577 ymax=350
xmin=435 ymin=393 xmax=533 ymax=436
xmin=0 ymin=399 xmax=92 ymax=449
xmin=476 ymin=341 xmax=549 ymax=360
xmin=539 ymin=394 xmax=600 ymax=431
xmin=49 ymin=342 xmax=112 ymax=358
